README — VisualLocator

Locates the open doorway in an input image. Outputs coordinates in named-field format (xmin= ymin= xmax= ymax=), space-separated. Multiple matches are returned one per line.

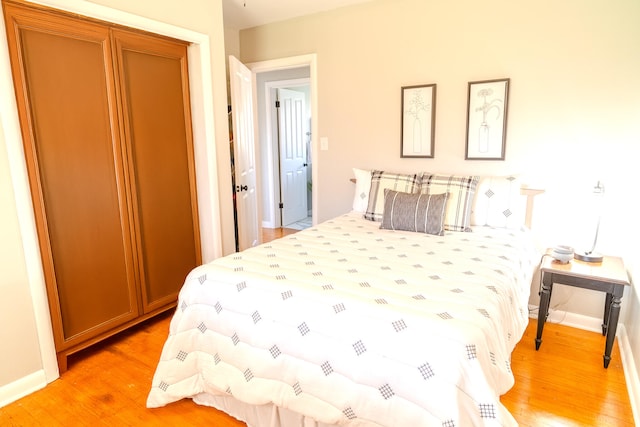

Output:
xmin=252 ymin=63 xmax=315 ymax=230
xmin=270 ymin=82 xmax=311 ymax=230
xmin=230 ymin=54 xmax=317 ymax=248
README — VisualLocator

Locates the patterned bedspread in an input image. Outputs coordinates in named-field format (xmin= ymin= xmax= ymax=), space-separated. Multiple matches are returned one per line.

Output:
xmin=147 ymin=212 xmax=538 ymax=426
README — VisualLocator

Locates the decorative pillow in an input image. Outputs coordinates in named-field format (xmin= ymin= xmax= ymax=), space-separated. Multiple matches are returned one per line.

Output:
xmin=352 ymin=168 xmax=372 ymax=213
xmin=380 ymin=190 xmax=449 ymax=235
xmin=364 ymin=170 xmax=420 ymax=221
xmin=471 ymin=175 xmax=524 ymax=228
xmin=419 ymin=173 xmax=479 ymax=232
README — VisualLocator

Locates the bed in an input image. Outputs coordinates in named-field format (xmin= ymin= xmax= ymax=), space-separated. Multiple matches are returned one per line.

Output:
xmin=147 ymin=171 xmax=542 ymax=427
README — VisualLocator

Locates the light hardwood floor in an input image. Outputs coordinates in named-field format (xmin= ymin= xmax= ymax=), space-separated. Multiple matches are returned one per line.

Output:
xmin=503 ymin=320 xmax=634 ymax=426
xmin=261 ymin=226 xmax=299 ymax=242
xmin=0 ymin=228 xmax=634 ymax=426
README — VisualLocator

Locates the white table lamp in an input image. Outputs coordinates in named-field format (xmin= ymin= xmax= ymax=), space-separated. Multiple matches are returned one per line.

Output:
xmin=574 ymin=181 xmax=604 ymax=263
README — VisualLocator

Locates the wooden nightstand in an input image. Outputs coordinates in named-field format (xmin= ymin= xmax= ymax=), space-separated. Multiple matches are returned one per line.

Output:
xmin=536 ymin=253 xmax=630 ymax=368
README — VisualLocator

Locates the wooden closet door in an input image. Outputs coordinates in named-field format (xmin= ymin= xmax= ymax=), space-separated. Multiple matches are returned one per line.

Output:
xmin=3 ymin=3 xmax=139 ymax=347
xmin=111 ymin=29 xmax=201 ymax=312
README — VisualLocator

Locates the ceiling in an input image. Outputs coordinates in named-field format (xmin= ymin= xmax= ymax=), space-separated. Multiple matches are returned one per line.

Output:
xmin=222 ymin=0 xmax=375 ymax=30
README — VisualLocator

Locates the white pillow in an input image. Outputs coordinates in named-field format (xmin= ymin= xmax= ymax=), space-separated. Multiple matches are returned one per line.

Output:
xmin=471 ymin=175 xmax=524 ymax=228
xmin=352 ymin=168 xmax=372 ymax=213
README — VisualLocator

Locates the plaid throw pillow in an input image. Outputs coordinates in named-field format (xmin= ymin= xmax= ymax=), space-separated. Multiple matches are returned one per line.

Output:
xmin=380 ymin=190 xmax=449 ymax=235
xmin=364 ymin=170 xmax=420 ymax=221
xmin=420 ymin=173 xmax=479 ymax=232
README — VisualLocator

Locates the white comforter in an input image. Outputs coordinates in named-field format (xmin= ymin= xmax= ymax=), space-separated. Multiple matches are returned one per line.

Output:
xmin=147 ymin=212 xmax=538 ymax=426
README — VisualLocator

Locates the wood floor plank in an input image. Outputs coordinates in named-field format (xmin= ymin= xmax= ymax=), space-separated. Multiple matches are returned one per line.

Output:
xmin=261 ymin=226 xmax=299 ymax=242
xmin=502 ymin=319 xmax=634 ymax=426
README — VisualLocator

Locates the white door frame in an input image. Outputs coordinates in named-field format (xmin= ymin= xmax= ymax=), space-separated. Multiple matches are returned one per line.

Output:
xmin=0 ymin=0 xmax=221 ymax=388
xmin=247 ymin=54 xmax=318 ymax=228
xmin=264 ymin=78 xmax=310 ymax=228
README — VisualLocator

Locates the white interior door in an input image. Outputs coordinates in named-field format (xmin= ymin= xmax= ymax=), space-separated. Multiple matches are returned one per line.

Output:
xmin=229 ymin=55 xmax=259 ymax=250
xmin=278 ymin=88 xmax=308 ymax=227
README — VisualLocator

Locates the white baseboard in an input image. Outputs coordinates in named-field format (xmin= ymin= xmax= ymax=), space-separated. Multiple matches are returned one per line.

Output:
xmin=0 ymin=370 xmax=47 ymax=408
xmin=529 ymin=305 xmax=640 ymax=425
xmin=528 ymin=305 xmax=602 ymax=333
xmin=618 ymin=325 xmax=640 ymax=426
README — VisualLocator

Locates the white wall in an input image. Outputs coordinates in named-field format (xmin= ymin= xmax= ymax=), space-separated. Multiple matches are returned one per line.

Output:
xmin=0 ymin=114 xmax=42 ymax=392
xmin=238 ymin=0 xmax=640 ymax=321
xmin=625 ymin=261 xmax=640 ymax=379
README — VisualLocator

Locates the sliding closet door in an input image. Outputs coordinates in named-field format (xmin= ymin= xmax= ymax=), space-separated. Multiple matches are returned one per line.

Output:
xmin=3 ymin=3 xmax=139 ymax=347
xmin=111 ymin=29 xmax=201 ymax=313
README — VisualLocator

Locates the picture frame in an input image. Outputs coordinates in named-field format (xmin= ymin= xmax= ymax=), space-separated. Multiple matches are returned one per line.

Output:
xmin=465 ymin=78 xmax=510 ymax=160
xmin=401 ymin=84 xmax=436 ymax=158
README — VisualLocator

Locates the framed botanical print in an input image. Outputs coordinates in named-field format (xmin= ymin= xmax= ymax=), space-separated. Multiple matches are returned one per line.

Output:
xmin=465 ymin=78 xmax=509 ymax=160
xmin=401 ymin=84 xmax=436 ymax=158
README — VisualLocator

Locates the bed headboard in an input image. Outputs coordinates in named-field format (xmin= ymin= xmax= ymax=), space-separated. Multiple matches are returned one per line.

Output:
xmin=520 ymin=187 xmax=544 ymax=229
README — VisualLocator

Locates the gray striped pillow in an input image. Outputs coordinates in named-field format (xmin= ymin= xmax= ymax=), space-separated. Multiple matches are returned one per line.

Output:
xmin=380 ymin=190 xmax=449 ymax=235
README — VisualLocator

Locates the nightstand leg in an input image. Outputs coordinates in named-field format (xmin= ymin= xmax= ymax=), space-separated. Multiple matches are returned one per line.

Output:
xmin=603 ymin=293 xmax=622 ymax=369
xmin=535 ymin=275 xmax=553 ymax=350
xmin=602 ymin=293 xmax=613 ymax=336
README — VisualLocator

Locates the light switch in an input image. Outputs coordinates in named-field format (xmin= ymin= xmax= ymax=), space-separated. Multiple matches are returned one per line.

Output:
xmin=320 ymin=137 xmax=329 ymax=151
